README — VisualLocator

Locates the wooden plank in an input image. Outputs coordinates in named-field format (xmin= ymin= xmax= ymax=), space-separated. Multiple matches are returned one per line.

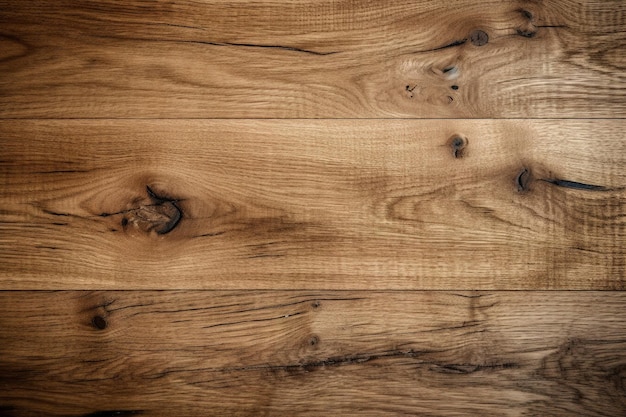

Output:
xmin=0 ymin=0 xmax=624 ymax=118
xmin=1 ymin=119 xmax=625 ymax=290
xmin=0 ymin=291 xmax=625 ymax=416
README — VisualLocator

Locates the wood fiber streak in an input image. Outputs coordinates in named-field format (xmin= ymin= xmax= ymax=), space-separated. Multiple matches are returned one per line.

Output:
xmin=0 ymin=291 xmax=625 ymax=416
xmin=0 ymin=0 xmax=624 ymax=118
xmin=1 ymin=120 xmax=625 ymax=290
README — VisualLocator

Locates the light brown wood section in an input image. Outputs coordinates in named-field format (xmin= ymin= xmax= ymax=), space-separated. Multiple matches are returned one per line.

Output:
xmin=0 ymin=0 xmax=624 ymax=118
xmin=0 ymin=291 xmax=625 ymax=416
xmin=1 ymin=120 xmax=624 ymax=290
xmin=1 ymin=0 xmax=625 ymax=415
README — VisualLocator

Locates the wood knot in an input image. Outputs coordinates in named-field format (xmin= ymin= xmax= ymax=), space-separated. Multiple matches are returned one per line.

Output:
xmin=448 ymin=135 xmax=468 ymax=158
xmin=118 ymin=186 xmax=182 ymax=235
xmin=469 ymin=30 xmax=489 ymax=46
xmin=92 ymin=315 xmax=107 ymax=330
xmin=515 ymin=9 xmax=537 ymax=38
xmin=516 ymin=28 xmax=537 ymax=38
xmin=308 ymin=335 xmax=320 ymax=348
xmin=405 ymin=84 xmax=417 ymax=98
xmin=517 ymin=8 xmax=533 ymax=20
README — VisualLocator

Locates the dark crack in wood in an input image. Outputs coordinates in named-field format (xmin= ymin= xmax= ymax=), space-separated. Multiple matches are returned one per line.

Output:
xmin=541 ymin=178 xmax=615 ymax=192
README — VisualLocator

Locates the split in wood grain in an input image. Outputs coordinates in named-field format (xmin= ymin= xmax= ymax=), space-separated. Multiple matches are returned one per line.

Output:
xmin=0 ymin=291 xmax=624 ymax=416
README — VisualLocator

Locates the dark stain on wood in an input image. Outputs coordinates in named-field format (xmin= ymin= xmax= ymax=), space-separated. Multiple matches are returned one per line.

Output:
xmin=0 ymin=405 xmax=17 ymax=417
xmin=0 ymin=34 xmax=30 ymax=64
xmin=538 ymin=338 xmax=626 ymax=411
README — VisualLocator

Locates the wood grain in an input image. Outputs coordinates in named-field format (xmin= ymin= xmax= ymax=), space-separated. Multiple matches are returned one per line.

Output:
xmin=1 ymin=1 xmax=624 ymax=416
xmin=1 ymin=0 xmax=624 ymax=118
xmin=0 ymin=291 xmax=625 ymax=416
xmin=1 ymin=119 xmax=624 ymax=290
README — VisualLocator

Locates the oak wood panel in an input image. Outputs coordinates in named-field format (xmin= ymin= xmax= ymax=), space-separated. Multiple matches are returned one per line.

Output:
xmin=1 ymin=119 xmax=624 ymax=289
xmin=0 ymin=291 xmax=625 ymax=416
xmin=1 ymin=0 xmax=624 ymax=118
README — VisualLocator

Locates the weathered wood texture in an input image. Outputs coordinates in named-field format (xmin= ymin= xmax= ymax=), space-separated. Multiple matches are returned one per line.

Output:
xmin=1 ymin=120 xmax=624 ymax=290
xmin=1 ymin=1 xmax=624 ymax=416
xmin=0 ymin=291 xmax=625 ymax=416
xmin=1 ymin=0 xmax=624 ymax=118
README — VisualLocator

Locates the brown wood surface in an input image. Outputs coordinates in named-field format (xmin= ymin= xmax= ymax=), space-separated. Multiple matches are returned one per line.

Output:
xmin=1 ymin=0 xmax=625 ymax=118
xmin=1 ymin=119 xmax=625 ymax=290
xmin=1 ymin=291 xmax=625 ymax=417
xmin=1 ymin=1 xmax=625 ymax=415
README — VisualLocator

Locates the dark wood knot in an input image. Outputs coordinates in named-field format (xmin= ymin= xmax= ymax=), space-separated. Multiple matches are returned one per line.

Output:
xmin=306 ymin=335 xmax=320 ymax=351
xmin=469 ymin=30 xmax=489 ymax=46
xmin=516 ymin=28 xmax=537 ymax=38
xmin=122 ymin=187 xmax=182 ymax=235
xmin=139 ymin=187 xmax=181 ymax=234
xmin=449 ymin=135 xmax=468 ymax=158
xmin=92 ymin=315 xmax=107 ymax=330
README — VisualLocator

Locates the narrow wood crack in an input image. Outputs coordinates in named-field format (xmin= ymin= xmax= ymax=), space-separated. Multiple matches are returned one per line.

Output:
xmin=413 ymin=38 xmax=467 ymax=54
xmin=203 ymin=41 xmax=338 ymax=56
xmin=92 ymin=34 xmax=337 ymax=55
xmin=541 ymin=178 xmax=620 ymax=192
xmin=517 ymin=168 xmax=531 ymax=192
xmin=175 ymin=349 xmax=519 ymax=380
xmin=433 ymin=362 xmax=519 ymax=374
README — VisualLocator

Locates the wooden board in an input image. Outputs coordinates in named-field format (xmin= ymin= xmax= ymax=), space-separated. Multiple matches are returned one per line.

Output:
xmin=1 ymin=0 xmax=624 ymax=118
xmin=1 ymin=291 xmax=625 ymax=416
xmin=1 ymin=119 xmax=624 ymax=290
xmin=1 ymin=1 xmax=625 ymax=415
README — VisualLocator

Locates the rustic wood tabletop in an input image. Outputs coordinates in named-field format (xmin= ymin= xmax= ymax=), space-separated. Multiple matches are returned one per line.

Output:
xmin=1 ymin=1 xmax=624 ymax=416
